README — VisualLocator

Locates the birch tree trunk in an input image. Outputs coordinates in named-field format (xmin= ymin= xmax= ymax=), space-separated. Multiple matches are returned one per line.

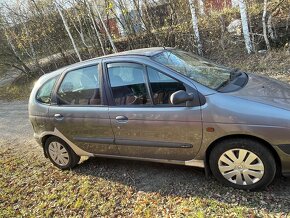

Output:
xmin=93 ymin=1 xmax=118 ymax=53
xmin=198 ymin=0 xmax=205 ymax=16
xmin=133 ymin=0 xmax=147 ymax=31
xmin=267 ymin=14 xmax=276 ymax=41
xmin=262 ymin=0 xmax=270 ymax=50
xmin=55 ymin=2 xmax=82 ymax=62
xmin=114 ymin=1 xmax=126 ymax=36
xmin=188 ymin=0 xmax=203 ymax=55
xmin=84 ymin=0 xmax=106 ymax=55
xmin=238 ymin=0 xmax=253 ymax=54
xmin=70 ymin=1 xmax=92 ymax=57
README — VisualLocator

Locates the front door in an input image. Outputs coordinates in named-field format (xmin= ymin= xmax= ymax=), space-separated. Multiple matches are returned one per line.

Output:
xmin=49 ymin=64 xmax=118 ymax=155
xmin=104 ymin=61 xmax=202 ymax=161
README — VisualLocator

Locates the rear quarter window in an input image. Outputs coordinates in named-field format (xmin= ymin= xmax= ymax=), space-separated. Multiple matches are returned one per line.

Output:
xmin=36 ymin=77 xmax=58 ymax=104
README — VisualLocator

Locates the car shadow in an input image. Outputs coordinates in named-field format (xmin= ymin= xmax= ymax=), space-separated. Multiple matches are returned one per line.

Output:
xmin=73 ymin=156 xmax=290 ymax=213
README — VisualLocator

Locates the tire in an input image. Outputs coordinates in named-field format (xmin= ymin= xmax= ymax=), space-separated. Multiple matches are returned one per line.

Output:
xmin=209 ymin=138 xmax=276 ymax=191
xmin=44 ymin=136 xmax=80 ymax=170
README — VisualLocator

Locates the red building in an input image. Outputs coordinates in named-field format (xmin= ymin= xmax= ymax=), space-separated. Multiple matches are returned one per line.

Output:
xmin=206 ymin=0 xmax=232 ymax=11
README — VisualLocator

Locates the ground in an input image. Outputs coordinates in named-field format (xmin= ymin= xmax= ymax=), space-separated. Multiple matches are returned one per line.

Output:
xmin=0 ymin=100 xmax=290 ymax=217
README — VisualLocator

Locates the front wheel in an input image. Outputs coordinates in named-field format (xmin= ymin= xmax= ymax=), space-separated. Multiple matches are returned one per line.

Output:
xmin=209 ymin=138 xmax=276 ymax=191
xmin=44 ymin=136 xmax=80 ymax=170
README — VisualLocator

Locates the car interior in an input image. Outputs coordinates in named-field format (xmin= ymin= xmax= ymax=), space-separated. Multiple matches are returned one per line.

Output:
xmin=57 ymin=66 xmax=101 ymax=105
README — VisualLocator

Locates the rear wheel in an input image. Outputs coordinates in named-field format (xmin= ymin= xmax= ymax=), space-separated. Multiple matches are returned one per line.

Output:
xmin=44 ymin=136 xmax=80 ymax=170
xmin=209 ymin=138 xmax=276 ymax=190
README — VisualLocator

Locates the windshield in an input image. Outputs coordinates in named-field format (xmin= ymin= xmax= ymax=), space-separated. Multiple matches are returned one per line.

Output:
xmin=151 ymin=49 xmax=232 ymax=89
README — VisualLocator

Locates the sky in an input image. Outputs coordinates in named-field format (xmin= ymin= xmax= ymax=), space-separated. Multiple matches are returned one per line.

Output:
xmin=0 ymin=0 xmax=11 ymax=3
xmin=0 ymin=0 xmax=15 ymax=6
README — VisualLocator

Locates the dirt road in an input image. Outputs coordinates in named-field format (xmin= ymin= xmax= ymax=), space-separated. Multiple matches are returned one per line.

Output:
xmin=0 ymin=101 xmax=290 ymax=217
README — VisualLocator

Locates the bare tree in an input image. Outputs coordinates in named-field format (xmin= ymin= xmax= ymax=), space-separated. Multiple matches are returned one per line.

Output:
xmin=238 ymin=0 xmax=253 ymax=54
xmin=133 ymin=0 xmax=147 ymax=30
xmin=262 ymin=0 xmax=270 ymax=50
xmin=1 ymin=26 xmax=31 ymax=74
xmin=198 ymin=0 xmax=205 ymax=16
xmin=188 ymin=0 xmax=203 ymax=55
xmin=84 ymin=0 xmax=106 ymax=55
xmin=55 ymin=1 xmax=82 ymax=62
xmin=114 ymin=0 xmax=126 ymax=36
xmin=68 ymin=0 xmax=92 ymax=58
xmin=10 ymin=1 xmax=45 ymax=74
xmin=92 ymin=1 xmax=118 ymax=53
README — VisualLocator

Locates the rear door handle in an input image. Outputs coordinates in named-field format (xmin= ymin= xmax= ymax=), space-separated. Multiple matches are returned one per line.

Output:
xmin=115 ymin=115 xmax=128 ymax=123
xmin=54 ymin=114 xmax=64 ymax=120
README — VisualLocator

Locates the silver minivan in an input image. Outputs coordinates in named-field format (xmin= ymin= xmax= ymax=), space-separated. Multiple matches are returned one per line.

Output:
xmin=29 ymin=47 xmax=290 ymax=190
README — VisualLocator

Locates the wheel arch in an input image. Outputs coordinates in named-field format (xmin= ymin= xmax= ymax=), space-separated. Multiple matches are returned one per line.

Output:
xmin=39 ymin=129 xmax=93 ymax=157
xmin=204 ymin=134 xmax=282 ymax=176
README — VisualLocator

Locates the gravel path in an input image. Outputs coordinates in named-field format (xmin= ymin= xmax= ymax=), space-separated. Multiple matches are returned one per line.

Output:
xmin=0 ymin=101 xmax=37 ymax=154
xmin=0 ymin=101 xmax=290 ymax=216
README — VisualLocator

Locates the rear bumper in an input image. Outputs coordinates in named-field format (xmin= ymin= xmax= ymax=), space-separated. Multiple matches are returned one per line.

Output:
xmin=33 ymin=133 xmax=48 ymax=158
xmin=33 ymin=133 xmax=42 ymax=146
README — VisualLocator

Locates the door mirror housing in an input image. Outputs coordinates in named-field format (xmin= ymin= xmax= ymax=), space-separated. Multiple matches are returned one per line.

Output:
xmin=170 ymin=90 xmax=194 ymax=105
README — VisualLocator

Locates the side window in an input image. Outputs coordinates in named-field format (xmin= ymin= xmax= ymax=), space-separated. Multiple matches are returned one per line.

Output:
xmin=36 ymin=77 xmax=58 ymax=104
xmin=57 ymin=65 xmax=101 ymax=105
xmin=108 ymin=63 xmax=152 ymax=106
xmin=147 ymin=67 xmax=187 ymax=105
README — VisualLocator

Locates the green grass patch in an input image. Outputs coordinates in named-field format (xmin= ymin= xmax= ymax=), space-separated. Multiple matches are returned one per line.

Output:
xmin=0 ymin=146 xmax=288 ymax=217
xmin=0 ymin=82 xmax=33 ymax=101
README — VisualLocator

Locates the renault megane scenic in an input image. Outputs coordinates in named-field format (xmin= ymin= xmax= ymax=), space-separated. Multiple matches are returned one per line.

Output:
xmin=29 ymin=47 xmax=290 ymax=190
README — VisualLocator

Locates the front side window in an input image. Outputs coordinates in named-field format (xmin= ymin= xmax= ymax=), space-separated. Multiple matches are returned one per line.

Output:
xmin=108 ymin=63 xmax=152 ymax=106
xmin=147 ymin=67 xmax=187 ymax=105
xmin=57 ymin=65 xmax=101 ymax=105
xmin=36 ymin=77 xmax=58 ymax=104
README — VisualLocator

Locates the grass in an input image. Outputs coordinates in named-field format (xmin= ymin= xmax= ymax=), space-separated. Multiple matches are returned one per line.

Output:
xmin=0 ymin=82 xmax=33 ymax=101
xmin=0 ymin=144 xmax=289 ymax=217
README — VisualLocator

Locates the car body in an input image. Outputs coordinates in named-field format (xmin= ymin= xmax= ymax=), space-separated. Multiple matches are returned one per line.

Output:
xmin=29 ymin=47 xmax=290 ymax=190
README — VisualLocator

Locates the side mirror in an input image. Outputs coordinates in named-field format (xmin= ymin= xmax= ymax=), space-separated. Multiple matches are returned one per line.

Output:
xmin=170 ymin=90 xmax=194 ymax=105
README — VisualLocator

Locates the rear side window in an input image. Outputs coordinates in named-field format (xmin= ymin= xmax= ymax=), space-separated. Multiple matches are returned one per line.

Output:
xmin=36 ymin=77 xmax=57 ymax=104
xmin=57 ymin=65 xmax=101 ymax=105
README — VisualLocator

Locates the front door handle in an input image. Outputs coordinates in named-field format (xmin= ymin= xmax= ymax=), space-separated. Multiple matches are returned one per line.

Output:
xmin=115 ymin=115 xmax=128 ymax=123
xmin=54 ymin=114 xmax=64 ymax=120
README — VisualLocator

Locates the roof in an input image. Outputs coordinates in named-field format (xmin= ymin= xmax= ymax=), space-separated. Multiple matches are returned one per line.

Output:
xmin=70 ymin=47 xmax=172 ymax=68
xmin=105 ymin=47 xmax=172 ymax=57
xmin=40 ymin=47 xmax=172 ymax=80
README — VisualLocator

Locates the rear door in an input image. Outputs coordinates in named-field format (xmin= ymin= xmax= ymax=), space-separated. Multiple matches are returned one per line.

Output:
xmin=103 ymin=58 xmax=203 ymax=161
xmin=49 ymin=63 xmax=118 ymax=155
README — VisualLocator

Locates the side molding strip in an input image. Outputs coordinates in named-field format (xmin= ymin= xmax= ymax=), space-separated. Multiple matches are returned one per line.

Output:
xmin=115 ymin=139 xmax=193 ymax=148
xmin=73 ymin=137 xmax=193 ymax=148
xmin=74 ymin=137 xmax=114 ymax=144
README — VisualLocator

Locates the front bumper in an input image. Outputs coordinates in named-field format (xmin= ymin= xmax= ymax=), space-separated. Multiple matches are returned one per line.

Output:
xmin=274 ymin=145 xmax=290 ymax=177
